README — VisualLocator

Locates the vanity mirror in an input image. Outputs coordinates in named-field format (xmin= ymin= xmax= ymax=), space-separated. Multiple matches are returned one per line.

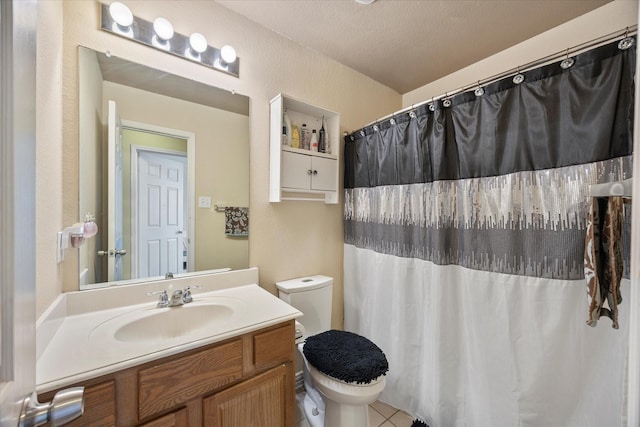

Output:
xmin=78 ymin=46 xmax=249 ymax=290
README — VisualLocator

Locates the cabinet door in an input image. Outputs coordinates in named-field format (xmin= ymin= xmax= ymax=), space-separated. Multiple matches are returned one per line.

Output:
xmin=139 ymin=408 xmax=188 ymax=427
xmin=203 ymin=364 xmax=293 ymax=427
xmin=281 ymin=151 xmax=311 ymax=191
xmin=310 ymin=157 xmax=337 ymax=192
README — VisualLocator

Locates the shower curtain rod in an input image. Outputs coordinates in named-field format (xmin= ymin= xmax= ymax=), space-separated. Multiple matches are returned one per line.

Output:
xmin=362 ymin=25 xmax=638 ymax=129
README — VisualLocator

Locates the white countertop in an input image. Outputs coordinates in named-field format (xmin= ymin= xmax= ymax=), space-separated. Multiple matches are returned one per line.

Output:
xmin=37 ymin=280 xmax=301 ymax=393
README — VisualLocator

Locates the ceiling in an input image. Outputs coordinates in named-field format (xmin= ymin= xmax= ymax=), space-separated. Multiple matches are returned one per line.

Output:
xmin=216 ymin=0 xmax=611 ymax=94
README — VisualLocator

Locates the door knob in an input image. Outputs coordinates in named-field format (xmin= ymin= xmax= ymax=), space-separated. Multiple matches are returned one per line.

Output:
xmin=114 ymin=249 xmax=127 ymax=256
xmin=18 ymin=387 xmax=85 ymax=427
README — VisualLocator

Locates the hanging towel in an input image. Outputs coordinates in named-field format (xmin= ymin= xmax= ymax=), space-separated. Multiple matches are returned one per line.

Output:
xmin=224 ymin=207 xmax=249 ymax=236
xmin=584 ymin=196 xmax=624 ymax=328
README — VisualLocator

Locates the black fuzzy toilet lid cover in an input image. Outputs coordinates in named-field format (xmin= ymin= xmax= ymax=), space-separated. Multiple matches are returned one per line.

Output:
xmin=303 ymin=329 xmax=389 ymax=384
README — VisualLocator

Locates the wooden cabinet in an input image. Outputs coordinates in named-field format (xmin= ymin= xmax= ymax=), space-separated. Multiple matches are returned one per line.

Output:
xmin=270 ymin=93 xmax=340 ymax=204
xmin=39 ymin=321 xmax=296 ymax=427
xmin=203 ymin=364 xmax=291 ymax=427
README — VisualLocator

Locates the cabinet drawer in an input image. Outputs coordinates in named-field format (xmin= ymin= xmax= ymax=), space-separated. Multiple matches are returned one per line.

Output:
xmin=252 ymin=322 xmax=295 ymax=370
xmin=138 ymin=339 xmax=243 ymax=420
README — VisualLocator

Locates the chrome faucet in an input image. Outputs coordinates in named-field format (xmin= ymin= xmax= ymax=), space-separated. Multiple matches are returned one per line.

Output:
xmin=169 ymin=289 xmax=184 ymax=307
xmin=147 ymin=285 xmax=202 ymax=308
xmin=182 ymin=285 xmax=200 ymax=303
xmin=147 ymin=290 xmax=169 ymax=308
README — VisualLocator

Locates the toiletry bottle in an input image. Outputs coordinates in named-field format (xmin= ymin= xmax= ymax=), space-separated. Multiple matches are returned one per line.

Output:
xmin=281 ymin=113 xmax=289 ymax=146
xmin=291 ymin=125 xmax=300 ymax=149
xmin=284 ymin=112 xmax=292 ymax=146
xmin=310 ymin=130 xmax=318 ymax=152
xmin=318 ymin=117 xmax=327 ymax=153
xmin=301 ymin=124 xmax=310 ymax=150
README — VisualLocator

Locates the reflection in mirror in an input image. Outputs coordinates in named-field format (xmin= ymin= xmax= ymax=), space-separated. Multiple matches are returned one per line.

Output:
xmin=78 ymin=46 xmax=250 ymax=290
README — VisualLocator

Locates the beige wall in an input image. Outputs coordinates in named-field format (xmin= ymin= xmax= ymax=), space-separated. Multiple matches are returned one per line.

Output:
xmin=36 ymin=0 xmax=401 ymax=327
xmin=36 ymin=0 xmax=64 ymax=314
xmin=403 ymin=0 xmax=638 ymax=107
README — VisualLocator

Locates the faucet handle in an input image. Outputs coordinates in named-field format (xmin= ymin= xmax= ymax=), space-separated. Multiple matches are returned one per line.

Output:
xmin=146 ymin=290 xmax=168 ymax=307
xmin=182 ymin=285 xmax=202 ymax=304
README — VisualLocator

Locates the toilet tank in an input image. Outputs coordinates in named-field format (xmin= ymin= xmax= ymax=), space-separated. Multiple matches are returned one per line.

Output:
xmin=276 ymin=275 xmax=333 ymax=337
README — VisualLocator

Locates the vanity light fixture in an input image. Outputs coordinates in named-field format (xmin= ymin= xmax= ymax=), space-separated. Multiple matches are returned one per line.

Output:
xmin=220 ymin=45 xmax=237 ymax=64
xmin=153 ymin=17 xmax=174 ymax=41
xmin=189 ymin=32 xmax=208 ymax=53
xmin=109 ymin=2 xmax=133 ymax=27
xmin=100 ymin=2 xmax=240 ymax=77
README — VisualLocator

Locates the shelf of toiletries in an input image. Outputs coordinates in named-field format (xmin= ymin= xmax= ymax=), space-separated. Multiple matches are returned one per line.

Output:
xmin=269 ymin=93 xmax=340 ymax=204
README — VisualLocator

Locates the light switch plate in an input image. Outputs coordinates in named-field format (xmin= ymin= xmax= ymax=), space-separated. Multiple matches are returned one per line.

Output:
xmin=198 ymin=196 xmax=211 ymax=208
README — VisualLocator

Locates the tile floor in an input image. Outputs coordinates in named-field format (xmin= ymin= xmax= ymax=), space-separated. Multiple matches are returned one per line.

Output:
xmin=297 ymin=395 xmax=415 ymax=427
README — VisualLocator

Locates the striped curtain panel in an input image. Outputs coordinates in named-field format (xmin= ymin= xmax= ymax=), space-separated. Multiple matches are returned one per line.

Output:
xmin=343 ymin=38 xmax=635 ymax=426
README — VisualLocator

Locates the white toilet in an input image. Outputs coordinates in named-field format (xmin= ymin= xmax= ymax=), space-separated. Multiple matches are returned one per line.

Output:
xmin=277 ymin=275 xmax=387 ymax=427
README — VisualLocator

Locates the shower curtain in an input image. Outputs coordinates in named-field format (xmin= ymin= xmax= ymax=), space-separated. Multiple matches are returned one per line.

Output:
xmin=344 ymin=39 xmax=635 ymax=426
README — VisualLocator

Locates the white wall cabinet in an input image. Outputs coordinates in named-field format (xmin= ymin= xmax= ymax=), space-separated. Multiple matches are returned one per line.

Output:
xmin=270 ymin=93 xmax=340 ymax=204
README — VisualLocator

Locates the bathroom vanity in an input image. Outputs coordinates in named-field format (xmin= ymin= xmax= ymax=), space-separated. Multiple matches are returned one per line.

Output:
xmin=36 ymin=268 xmax=301 ymax=427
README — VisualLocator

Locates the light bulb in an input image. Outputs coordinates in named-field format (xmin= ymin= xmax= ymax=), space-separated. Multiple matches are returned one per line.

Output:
xmin=220 ymin=45 xmax=237 ymax=64
xmin=189 ymin=33 xmax=208 ymax=53
xmin=109 ymin=2 xmax=133 ymax=27
xmin=153 ymin=17 xmax=174 ymax=41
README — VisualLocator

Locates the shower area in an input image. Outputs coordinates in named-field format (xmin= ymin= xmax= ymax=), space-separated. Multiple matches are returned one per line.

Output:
xmin=343 ymin=32 xmax=637 ymax=426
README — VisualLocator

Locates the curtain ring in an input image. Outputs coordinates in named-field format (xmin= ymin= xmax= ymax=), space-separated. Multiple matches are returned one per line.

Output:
xmin=389 ymin=116 xmax=396 ymax=126
xmin=350 ymin=135 xmax=355 ymax=141
xmin=442 ymin=92 xmax=451 ymax=108
xmin=373 ymin=124 xmax=379 ymax=132
xmin=560 ymin=48 xmax=575 ymax=69
xmin=428 ymin=98 xmax=435 ymax=112
xmin=360 ymin=130 xmax=365 ymax=137
xmin=619 ymin=27 xmax=635 ymax=50
xmin=513 ymin=67 xmax=524 ymax=84
xmin=409 ymin=111 xmax=417 ymax=119
xmin=474 ymin=81 xmax=485 ymax=97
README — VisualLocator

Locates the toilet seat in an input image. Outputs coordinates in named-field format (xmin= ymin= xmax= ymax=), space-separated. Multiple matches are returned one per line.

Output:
xmin=303 ymin=329 xmax=389 ymax=384
xmin=307 ymin=362 xmax=386 ymax=405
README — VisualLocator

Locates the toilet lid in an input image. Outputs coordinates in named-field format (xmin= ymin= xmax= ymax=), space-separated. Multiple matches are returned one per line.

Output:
xmin=303 ymin=330 xmax=389 ymax=384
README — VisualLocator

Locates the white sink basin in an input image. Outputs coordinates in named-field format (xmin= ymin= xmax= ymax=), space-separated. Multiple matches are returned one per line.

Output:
xmin=89 ymin=297 xmax=243 ymax=344
xmin=114 ymin=303 xmax=235 ymax=342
